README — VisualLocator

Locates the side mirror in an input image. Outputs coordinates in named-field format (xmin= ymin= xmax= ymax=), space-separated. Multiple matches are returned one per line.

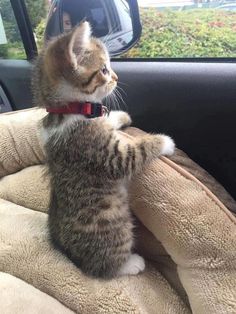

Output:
xmin=44 ymin=0 xmax=142 ymax=56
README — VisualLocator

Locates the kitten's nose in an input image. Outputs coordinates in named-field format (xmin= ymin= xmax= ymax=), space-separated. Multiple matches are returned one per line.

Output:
xmin=111 ymin=71 xmax=118 ymax=82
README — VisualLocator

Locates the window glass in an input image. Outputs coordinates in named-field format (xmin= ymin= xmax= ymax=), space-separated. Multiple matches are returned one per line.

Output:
xmin=0 ymin=0 xmax=26 ymax=59
xmin=123 ymin=0 xmax=236 ymax=58
xmin=15 ymin=0 xmax=236 ymax=59
xmin=24 ymin=0 xmax=50 ymax=49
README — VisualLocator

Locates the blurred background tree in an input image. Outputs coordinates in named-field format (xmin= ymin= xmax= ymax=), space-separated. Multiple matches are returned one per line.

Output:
xmin=0 ymin=1 xmax=236 ymax=59
xmin=0 ymin=0 xmax=49 ymax=58
xmin=25 ymin=0 xmax=48 ymax=29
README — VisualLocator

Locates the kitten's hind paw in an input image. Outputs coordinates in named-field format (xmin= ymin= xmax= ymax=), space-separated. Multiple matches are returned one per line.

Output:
xmin=118 ymin=254 xmax=145 ymax=276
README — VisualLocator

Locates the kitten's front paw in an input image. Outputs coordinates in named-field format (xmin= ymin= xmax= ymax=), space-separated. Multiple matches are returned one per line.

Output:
xmin=118 ymin=254 xmax=145 ymax=276
xmin=108 ymin=111 xmax=132 ymax=130
xmin=160 ymin=135 xmax=175 ymax=156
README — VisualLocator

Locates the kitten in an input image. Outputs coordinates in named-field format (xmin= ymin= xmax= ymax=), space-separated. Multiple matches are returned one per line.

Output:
xmin=32 ymin=22 xmax=175 ymax=279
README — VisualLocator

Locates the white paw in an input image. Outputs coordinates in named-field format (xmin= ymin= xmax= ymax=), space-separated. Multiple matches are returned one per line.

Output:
xmin=118 ymin=254 xmax=145 ymax=276
xmin=160 ymin=135 xmax=175 ymax=156
xmin=107 ymin=111 xmax=132 ymax=129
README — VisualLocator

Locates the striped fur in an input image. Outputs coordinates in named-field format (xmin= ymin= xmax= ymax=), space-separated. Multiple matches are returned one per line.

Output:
xmin=32 ymin=22 xmax=175 ymax=278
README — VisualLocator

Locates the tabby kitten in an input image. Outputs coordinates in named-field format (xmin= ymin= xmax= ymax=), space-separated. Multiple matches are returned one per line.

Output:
xmin=32 ymin=22 xmax=175 ymax=279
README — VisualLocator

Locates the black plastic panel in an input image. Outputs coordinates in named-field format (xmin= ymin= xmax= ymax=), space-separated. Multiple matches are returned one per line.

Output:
xmin=0 ymin=60 xmax=32 ymax=110
xmin=112 ymin=61 xmax=236 ymax=199
xmin=0 ymin=86 xmax=13 ymax=112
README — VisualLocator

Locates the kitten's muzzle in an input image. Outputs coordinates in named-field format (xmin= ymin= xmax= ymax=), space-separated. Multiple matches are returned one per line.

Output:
xmin=111 ymin=70 xmax=118 ymax=82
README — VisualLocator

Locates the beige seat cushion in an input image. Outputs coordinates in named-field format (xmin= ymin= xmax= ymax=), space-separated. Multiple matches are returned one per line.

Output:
xmin=0 ymin=272 xmax=73 ymax=314
xmin=0 ymin=108 xmax=235 ymax=314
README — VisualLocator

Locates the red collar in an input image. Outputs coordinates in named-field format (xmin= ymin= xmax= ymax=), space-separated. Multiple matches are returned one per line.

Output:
xmin=46 ymin=102 xmax=106 ymax=118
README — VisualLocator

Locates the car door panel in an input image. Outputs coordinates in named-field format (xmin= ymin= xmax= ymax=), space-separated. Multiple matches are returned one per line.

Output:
xmin=112 ymin=61 xmax=236 ymax=199
xmin=0 ymin=60 xmax=32 ymax=111
xmin=0 ymin=59 xmax=235 ymax=198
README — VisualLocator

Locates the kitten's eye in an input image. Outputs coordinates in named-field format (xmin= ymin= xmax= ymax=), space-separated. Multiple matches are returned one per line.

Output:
xmin=101 ymin=65 xmax=109 ymax=75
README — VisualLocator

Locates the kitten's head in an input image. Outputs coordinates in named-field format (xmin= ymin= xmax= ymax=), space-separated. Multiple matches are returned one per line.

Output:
xmin=34 ymin=22 xmax=118 ymax=106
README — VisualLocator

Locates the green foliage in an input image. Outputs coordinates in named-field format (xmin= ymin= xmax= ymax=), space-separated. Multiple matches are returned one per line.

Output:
xmin=25 ymin=0 xmax=48 ymax=29
xmin=0 ymin=44 xmax=8 ymax=58
xmin=0 ymin=0 xmax=25 ymax=58
xmin=124 ymin=8 xmax=236 ymax=58
xmin=0 ymin=0 xmax=48 ymax=59
xmin=35 ymin=18 xmax=46 ymax=50
xmin=6 ymin=42 xmax=26 ymax=59
xmin=0 ymin=0 xmax=21 ymax=42
xmin=1 ymin=2 xmax=236 ymax=60
xmin=0 ymin=0 xmax=12 ymax=21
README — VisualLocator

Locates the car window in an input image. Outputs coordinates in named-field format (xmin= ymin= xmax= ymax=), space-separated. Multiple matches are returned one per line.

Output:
xmin=122 ymin=0 xmax=236 ymax=58
xmin=0 ymin=0 xmax=49 ymax=59
xmin=3 ymin=0 xmax=235 ymax=60
xmin=24 ymin=0 xmax=49 ymax=49
xmin=0 ymin=0 xmax=26 ymax=59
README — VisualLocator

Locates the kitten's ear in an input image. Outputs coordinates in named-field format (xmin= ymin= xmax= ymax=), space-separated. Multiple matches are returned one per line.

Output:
xmin=68 ymin=21 xmax=92 ymax=67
